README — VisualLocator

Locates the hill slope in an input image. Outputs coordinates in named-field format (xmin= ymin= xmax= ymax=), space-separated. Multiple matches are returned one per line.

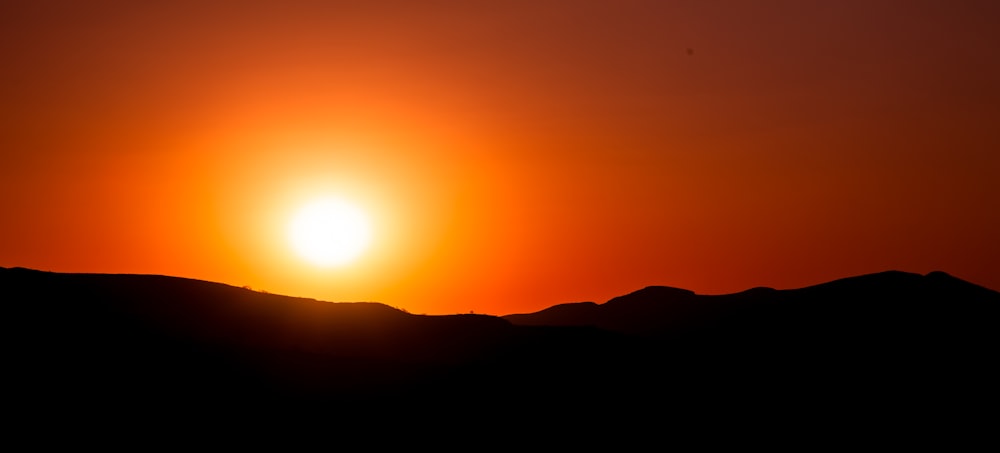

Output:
xmin=504 ymin=270 xmax=1000 ymax=339
xmin=4 ymin=266 xmax=998 ymax=436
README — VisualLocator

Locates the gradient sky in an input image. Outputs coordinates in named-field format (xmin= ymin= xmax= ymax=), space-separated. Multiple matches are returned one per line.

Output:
xmin=3 ymin=0 xmax=998 ymax=315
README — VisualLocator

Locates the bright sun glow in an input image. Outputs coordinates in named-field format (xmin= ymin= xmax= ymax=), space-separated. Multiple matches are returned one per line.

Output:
xmin=289 ymin=198 xmax=372 ymax=267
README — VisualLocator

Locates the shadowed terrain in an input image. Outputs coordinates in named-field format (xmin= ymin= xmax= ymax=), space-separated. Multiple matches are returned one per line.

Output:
xmin=504 ymin=271 xmax=1000 ymax=418
xmin=4 ymin=266 xmax=998 ymax=438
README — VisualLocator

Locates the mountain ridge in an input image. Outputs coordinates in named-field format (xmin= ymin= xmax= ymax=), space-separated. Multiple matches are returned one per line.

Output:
xmin=3 ymin=265 xmax=998 ymax=434
xmin=503 ymin=269 xmax=999 ymax=334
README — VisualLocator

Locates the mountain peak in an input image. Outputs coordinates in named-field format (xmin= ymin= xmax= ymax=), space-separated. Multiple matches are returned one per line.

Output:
xmin=605 ymin=285 xmax=696 ymax=306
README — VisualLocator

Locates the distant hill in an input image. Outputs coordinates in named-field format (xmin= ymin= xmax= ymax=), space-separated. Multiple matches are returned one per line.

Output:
xmin=504 ymin=270 xmax=1000 ymax=339
xmin=3 ymin=266 xmax=998 ymax=439
xmin=505 ymin=271 xmax=1000 ymax=397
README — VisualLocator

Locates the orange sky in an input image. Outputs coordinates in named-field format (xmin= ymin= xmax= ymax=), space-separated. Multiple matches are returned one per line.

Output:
xmin=2 ymin=1 xmax=998 ymax=315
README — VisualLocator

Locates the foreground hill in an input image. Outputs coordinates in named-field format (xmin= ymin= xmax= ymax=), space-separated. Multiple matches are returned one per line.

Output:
xmin=2 ymin=267 xmax=630 ymax=413
xmin=3 ymin=266 xmax=998 ymax=438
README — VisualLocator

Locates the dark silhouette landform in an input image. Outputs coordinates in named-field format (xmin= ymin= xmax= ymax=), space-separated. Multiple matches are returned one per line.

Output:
xmin=4 ymin=266 xmax=998 ymax=432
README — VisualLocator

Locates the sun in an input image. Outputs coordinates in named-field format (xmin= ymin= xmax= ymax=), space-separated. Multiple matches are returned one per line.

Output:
xmin=288 ymin=198 xmax=372 ymax=267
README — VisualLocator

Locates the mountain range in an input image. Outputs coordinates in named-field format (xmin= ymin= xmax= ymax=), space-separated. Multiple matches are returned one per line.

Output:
xmin=4 ymin=266 xmax=997 ymax=438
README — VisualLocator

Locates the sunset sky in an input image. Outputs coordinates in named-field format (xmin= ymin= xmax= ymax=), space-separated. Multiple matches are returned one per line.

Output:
xmin=3 ymin=0 xmax=998 ymax=315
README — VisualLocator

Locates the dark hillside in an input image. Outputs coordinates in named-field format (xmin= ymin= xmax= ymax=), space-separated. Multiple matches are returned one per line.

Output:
xmin=4 ymin=267 xmax=998 ymax=439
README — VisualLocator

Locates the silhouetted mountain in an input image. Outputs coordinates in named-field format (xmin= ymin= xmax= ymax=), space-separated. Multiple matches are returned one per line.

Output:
xmin=4 ymin=267 xmax=998 ymax=440
xmin=2 ymin=267 xmax=633 ymax=424
xmin=506 ymin=271 xmax=1000 ymax=384
xmin=505 ymin=270 xmax=999 ymax=341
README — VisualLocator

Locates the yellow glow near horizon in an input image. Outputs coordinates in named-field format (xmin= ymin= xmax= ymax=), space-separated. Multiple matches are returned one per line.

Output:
xmin=288 ymin=198 xmax=372 ymax=267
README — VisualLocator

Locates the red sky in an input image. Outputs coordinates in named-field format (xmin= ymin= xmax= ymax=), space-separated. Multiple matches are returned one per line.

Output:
xmin=2 ymin=0 xmax=998 ymax=315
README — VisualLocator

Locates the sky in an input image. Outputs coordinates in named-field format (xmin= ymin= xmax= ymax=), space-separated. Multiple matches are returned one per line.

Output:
xmin=2 ymin=0 xmax=998 ymax=315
